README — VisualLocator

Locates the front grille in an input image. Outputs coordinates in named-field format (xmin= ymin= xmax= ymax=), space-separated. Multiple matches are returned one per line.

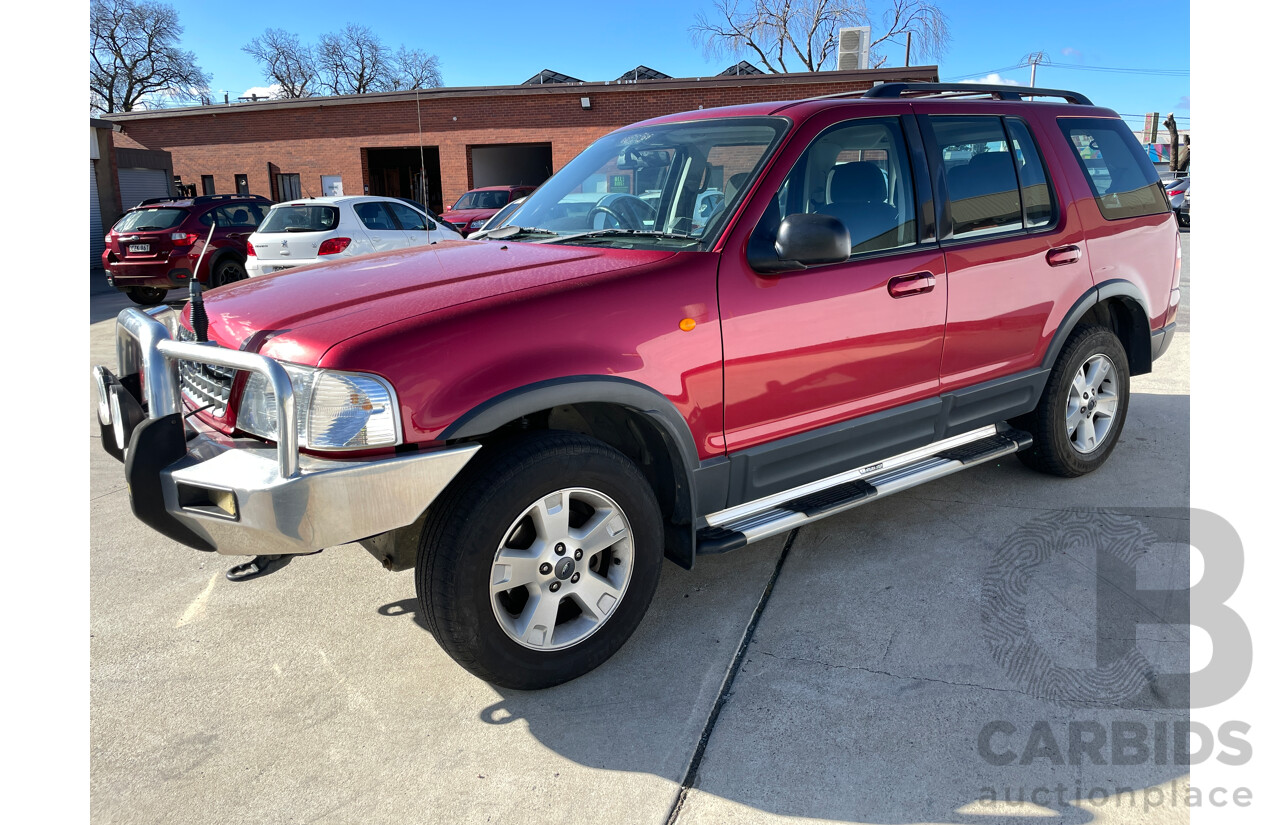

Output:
xmin=177 ymin=326 xmax=235 ymax=417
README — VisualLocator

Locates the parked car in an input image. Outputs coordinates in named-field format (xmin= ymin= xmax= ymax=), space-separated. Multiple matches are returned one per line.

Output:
xmin=440 ymin=185 xmax=537 ymax=236
xmin=1164 ymin=175 xmax=1189 ymax=226
xmin=245 ymin=196 xmax=463 ymax=277
xmin=95 ymin=83 xmax=1180 ymax=690
xmin=470 ymin=197 xmax=526 ymax=238
xmin=102 ymin=194 xmax=272 ymax=305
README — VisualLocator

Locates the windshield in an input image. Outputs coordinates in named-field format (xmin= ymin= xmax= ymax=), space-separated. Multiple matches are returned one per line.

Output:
xmin=506 ymin=117 xmax=786 ymax=249
xmin=452 ymin=190 xmax=511 ymax=211
xmin=113 ymin=208 xmax=187 ymax=232
xmin=258 ymin=205 xmax=340 ymax=233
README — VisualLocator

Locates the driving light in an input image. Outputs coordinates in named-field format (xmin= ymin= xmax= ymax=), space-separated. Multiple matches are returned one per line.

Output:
xmin=236 ymin=365 xmax=401 ymax=451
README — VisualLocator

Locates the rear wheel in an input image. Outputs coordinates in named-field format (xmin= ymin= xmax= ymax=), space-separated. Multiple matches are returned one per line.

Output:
xmin=211 ymin=258 xmax=247 ymax=288
xmin=1016 ymin=325 xmax=1130 ymax=477
xmin=416 ymin=431 xmax=663 ymax=689
xmin=124 ymin=286 xmax=168 ymax=305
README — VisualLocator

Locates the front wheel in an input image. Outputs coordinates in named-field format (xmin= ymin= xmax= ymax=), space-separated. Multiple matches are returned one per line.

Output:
xmin=1015 ymin=325 xmax=1130 ymax=477
xmin=416 ymin=431 xmax=663 ymax=689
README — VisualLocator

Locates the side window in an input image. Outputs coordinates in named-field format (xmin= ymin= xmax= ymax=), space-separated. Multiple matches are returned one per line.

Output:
xmin=1004 ymin=119 xmax=1054 ymax=229
xmin=930 ymin=116 xmax=1022 ymax=239
xmin=387 ymin=202 xmax=428 ymax=231
xmin=1057 ymin=117 xmax=1167 ymax=220
xmin=770 ymin=117 xmax=918 ymax=256
xmin=354 ymin=202 xmax=397 ymax=231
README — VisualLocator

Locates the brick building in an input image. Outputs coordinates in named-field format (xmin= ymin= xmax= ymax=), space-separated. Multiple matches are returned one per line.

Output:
xmin=105 ymin=65 xmax=938 ymax=215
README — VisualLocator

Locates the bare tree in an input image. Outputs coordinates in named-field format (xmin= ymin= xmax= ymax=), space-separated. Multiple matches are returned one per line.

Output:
xmin=317 ymin=24 xmax=396 ymax=95
xmin=691 ymin=0 xmax=948 ymax=73
xmin=392 ymin=46 xmax=443 ymax=90
xmin=243 ymin=29 xmax=317 ymax=98
xmin=90 ymin=0 xmax=210 ymax=113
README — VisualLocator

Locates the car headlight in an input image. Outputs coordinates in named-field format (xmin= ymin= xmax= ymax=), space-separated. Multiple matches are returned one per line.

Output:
xmin=468 ymin=218 xmax=486 ymax=229
xmin=237 ymin=363 xmax=401 ymax=450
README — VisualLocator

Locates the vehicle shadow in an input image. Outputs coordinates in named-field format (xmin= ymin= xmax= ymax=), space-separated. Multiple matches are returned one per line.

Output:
xmin=374 ymin=394 xmax=1195 ymax=823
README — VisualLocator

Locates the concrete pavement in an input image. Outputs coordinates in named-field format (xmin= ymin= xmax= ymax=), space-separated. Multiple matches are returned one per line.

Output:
xmin=90 ymin=232 xmax=1191 ymax=824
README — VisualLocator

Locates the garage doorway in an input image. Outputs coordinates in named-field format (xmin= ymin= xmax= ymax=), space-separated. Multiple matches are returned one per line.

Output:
xmin=470 ymin=144 xmax=552 ymax=189
xmin=366 ymin=147 xmax=442 ymax=214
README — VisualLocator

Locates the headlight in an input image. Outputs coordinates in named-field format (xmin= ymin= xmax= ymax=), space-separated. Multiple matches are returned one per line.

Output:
xmin=236 ymin=363 xmax=401 ymax=450
xmin=468 ymin=218 xmax=486 ymax=229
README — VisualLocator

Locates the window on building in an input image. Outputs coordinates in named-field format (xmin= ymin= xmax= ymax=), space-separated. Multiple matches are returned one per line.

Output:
xmin=1057 ymin=118 xmax=1167 ymax=220
xmin=201 ymin=175 xmax=216 ymax=196
xmin=235 ymin=174 xmax=249 ymax=195
xmin=768 ymin=116 xmax=918 ymax=255
xmin=275 ymin=173 xmax=302 ymax=201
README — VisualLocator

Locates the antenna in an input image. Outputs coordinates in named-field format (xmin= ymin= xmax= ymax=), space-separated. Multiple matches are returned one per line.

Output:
xmin=836 ymin=26 xmax=871 ymax=70
xmin=189 ymin=220 xmax=217 ymax=342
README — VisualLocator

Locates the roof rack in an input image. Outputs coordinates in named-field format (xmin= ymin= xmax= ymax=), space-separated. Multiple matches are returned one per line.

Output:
xmin=862 ymin=82 xmax=1093 ymax=106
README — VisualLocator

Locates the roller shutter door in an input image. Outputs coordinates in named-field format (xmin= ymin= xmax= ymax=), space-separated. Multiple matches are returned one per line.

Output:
xmin=90 ymin=162 xmax=104 ymax=269
xmin=118 ymin=167 xmax=171 ymax=209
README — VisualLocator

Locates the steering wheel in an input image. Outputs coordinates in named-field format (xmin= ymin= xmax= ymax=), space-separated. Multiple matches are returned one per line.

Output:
xmin=587 ymin=195 xmax=654 ymax=231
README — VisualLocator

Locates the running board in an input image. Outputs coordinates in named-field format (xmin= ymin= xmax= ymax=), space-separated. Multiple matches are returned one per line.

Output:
xmin=697 ymin=426 xmax=1032 ymax=554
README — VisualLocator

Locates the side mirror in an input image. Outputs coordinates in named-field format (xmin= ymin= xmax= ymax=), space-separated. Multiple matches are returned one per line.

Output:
xmin=750 ymin=213 xmax=851 ymax=273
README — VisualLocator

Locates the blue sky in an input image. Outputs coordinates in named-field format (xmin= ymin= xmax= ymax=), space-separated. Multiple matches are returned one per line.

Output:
xmin=171 ymin=0 xmax=1189 ymax=130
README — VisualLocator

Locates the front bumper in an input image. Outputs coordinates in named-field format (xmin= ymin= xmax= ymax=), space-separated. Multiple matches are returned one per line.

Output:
xmin=94 ymin=307 xmax=479 ymax=556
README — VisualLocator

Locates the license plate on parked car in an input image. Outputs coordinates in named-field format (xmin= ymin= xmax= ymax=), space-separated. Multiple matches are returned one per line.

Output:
xmin=128 ymin=244 xmax=150 ymax=253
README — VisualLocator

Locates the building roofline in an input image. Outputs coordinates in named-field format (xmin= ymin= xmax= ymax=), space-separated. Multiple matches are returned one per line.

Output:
xmin=101 ymin=66 xmax=939 ymax=122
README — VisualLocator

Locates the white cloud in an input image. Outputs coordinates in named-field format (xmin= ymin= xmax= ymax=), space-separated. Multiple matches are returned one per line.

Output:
xmin=239 ymin=84 xmax=283 ymax=101
xmin=1061 ymin=47 xmax=1081 ymax=58
xmin=964 ymin=73 xmax=1023 ymax=86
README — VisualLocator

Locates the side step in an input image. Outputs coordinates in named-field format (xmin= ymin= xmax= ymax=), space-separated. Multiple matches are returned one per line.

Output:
xmin=697 ymin=427 xmax=1031 ymax=554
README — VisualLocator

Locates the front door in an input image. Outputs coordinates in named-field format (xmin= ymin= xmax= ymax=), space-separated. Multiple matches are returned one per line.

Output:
xmin=717 ymin=108 xmax=947 ymax=501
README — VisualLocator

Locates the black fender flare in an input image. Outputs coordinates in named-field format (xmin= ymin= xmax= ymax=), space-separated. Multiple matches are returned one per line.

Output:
xmin=441 ymin=375 xmax=702 ymax=568
xmin=1041 ymin=279 xmax=1151 ymax=371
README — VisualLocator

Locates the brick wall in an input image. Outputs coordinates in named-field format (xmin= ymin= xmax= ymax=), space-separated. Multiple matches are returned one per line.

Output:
xmin=109 ymin=67 xmax=937 ymax=209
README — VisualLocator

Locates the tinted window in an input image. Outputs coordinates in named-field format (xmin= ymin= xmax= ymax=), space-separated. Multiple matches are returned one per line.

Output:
xmin=354 ymin=202 xmax=397 ymax=231
xmin=768 ymin=117 xmax=917 ymax=255
xmin=1004 ymin=119 xmax=1055 ymax=229
xmin=113 ymin=208 xmax=187 ymax=232
xmin=387 ymin=201 xmax=428 ymax=231
xmin=199 ymin=204 xmax=265 ymax=228
xmin=1058 ymin=118 xmax=1167 ymax=220
xmin=931 ymin=116 xmax=1022 ymax=239
xmin=257 ymin=205 xmax=339 ymax=233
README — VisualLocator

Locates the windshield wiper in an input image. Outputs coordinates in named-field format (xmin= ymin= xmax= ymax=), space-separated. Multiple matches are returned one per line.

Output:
xmin=537 ymin=228 xmax=697 ymax=245
xmin=474 ymin=225 xmax=560 ymax=241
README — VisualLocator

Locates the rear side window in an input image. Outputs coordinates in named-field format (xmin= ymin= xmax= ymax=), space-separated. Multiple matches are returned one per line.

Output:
xmin=200 ymin=203 xmax=266 ymax=228
xmin=1058 ymin=118 xmax=1167 ymax=220
xmin=113 ymin=208 xmax=187 ymax=232
xmin=928 ymin=116 xmax=1058 ymax=240
xmin=258 ymin=205 xmax=339 ymax=233
xmin=354 ymin=202 xmax=397 ymax=231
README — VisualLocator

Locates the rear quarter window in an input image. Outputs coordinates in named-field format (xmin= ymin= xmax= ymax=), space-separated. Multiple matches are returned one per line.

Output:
xmin=1058 ymin=118 xmax=1168 ymax=220
xmin=258 ymin=205 xmax=340 ymax=233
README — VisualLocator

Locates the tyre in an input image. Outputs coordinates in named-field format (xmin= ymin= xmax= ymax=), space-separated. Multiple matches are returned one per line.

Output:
xmin=1015 ymin=325 xmax=1130 ymax=477
xmin=211 ymin=258 xmax=247 ymax=288
xmin=416 ymin=430 xmax=663 ymax=689
xmin=124 ymin=286 xmax=168 ymax=305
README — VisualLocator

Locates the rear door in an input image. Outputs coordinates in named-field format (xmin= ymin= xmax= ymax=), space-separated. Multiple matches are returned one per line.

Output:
xmin=385 ymin=201 xmax=433 ymax=249
xmin=353 ymin=201 xmax=408 ymax=253
xmin=914 ymin=104 xmax=1096 ymax=404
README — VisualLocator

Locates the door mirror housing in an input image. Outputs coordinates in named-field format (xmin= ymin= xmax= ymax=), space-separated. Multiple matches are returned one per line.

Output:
xmin=750 ymin=213 xmax=851 ymax=273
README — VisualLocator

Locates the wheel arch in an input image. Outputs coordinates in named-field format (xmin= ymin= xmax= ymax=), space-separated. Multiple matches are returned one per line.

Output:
xmin=1043 ymin=280 xmax=1154 ymax=376
xmin=202 ymin=247 xmax=245 ymax=283
xmin=442 ymin=376 xmax=701 ymax=569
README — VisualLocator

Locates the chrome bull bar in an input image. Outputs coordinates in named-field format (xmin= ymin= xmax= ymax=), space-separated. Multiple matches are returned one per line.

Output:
xmin=111 ymin=306 xmax=300 ymax=479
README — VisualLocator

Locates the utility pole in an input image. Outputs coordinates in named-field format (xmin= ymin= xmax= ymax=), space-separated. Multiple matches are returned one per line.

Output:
xmin=1023 ymin=51 xmax=1047 ymax=87
xmin=905 ymin=31 xmax=912 ymax=67
xmin=1163 ymin=113 xmax=1181 ymax=173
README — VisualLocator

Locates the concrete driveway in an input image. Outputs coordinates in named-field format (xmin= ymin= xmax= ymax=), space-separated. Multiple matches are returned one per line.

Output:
xmin=90 ymin=233 xmax=1191 ymax=824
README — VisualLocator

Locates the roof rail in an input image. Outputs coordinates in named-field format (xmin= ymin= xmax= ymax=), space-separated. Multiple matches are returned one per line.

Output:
xmin=191 ymin=194 xmax=269 ymax=205
xmin=862 ymin=82 xmax=1093 ymax=106
xmin=137 ymin=196 xmax=178 ymax=206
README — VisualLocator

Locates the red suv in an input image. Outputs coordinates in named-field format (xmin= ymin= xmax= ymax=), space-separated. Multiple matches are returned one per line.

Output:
xmin=95 ymin=84 xmax=1179 ymax=689
xmin=102 ymin=194 xmax=272 ymax=304
xmin=440 ymin=185 xmax=537 ymax=236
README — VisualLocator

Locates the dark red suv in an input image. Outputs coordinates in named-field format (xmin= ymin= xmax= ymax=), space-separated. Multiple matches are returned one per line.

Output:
xmin=102 ymin=194 xmax=272 ymax=304
xmin=95 ymin=83 xmax=1179 ymax=689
